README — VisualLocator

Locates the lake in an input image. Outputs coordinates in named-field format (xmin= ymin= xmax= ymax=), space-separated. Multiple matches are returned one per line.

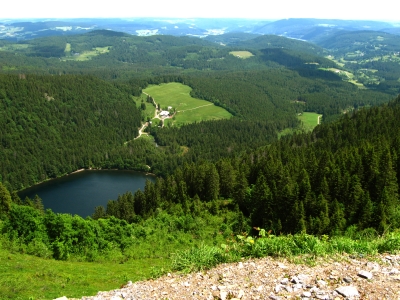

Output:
xmin=18 ymin=170 xmax=155 ymax=218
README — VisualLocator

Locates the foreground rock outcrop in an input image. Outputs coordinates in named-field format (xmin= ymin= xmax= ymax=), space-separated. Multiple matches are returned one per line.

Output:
xmin=60 ymin=254 xmax=400 ymax=299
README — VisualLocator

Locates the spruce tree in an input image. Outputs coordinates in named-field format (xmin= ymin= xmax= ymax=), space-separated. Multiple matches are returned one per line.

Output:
xmin=0 ymin=182 xmax=12 ymax=218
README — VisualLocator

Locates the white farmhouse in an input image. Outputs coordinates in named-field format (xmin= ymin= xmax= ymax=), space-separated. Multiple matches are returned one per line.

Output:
xmin=160 ymin=111 xmax=169 ymax=117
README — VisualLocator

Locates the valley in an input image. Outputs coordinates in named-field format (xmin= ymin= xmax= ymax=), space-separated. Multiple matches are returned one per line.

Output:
xmin=1 ymin=17 xmax=400 ymax=300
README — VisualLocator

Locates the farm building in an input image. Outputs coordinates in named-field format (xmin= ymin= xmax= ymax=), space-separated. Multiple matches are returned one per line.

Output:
xmin=160 ymin=111 xmax=169 ymax=117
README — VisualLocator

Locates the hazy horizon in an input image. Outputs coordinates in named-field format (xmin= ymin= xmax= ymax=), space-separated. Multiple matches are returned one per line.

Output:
xmin=1 ymin=0 xmax=399 ymax=22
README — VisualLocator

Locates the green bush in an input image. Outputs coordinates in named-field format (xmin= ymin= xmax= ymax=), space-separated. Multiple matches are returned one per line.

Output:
xmin=26 ymin=238 xmax=53 ymax=258
xmin=171 ymin=244 xmax=233 ymax=273
xmin=378 ymin=231 xmax=400 ymax=253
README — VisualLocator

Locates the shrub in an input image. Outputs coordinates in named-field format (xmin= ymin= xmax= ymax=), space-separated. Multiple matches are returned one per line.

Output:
xmin=171 ymin=244 xmax=232 ymax=273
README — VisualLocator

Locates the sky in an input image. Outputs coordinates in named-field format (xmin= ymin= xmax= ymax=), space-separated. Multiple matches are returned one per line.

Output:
xmin=0 ymin=0 xmax=399 ymax=22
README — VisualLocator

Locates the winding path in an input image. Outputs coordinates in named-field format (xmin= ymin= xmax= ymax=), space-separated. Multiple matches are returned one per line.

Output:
xmin=134 ymin=122 xmax=149 ymax=140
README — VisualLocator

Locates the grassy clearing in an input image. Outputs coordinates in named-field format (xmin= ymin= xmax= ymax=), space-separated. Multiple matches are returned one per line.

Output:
xmin=326 ymin=55 xmax=345 ymax=67
xmin=0 ymin=209 xmax=233 ymax=299
xmin=278 ymin=112 xmax=321 ymax=138
xmin=322 ymin=68 xmax=354 ymax=79
xmin=61 ymin=46 xmax=110 ymax=61
xmin=143 ymin=83 xmax=232 ymax=126
xmin=320 ymin=67 xmax=366 ymax=88
xmin=2 ymin=66 xmax=18 ymax=71
xmin=0 ymin=44 xmax=30 ymax=52
xmin=64 ymin=43 xmax=71 ymax=53
xmin=229 ymin=51 xmax=254 ymax=59
xmin=339 ymin=71 xmax=366 ymax=88
xmin=299 ymin=112 xmax=322 ymax=131
xmin=0 ymin=248 xmax=166 ymax=300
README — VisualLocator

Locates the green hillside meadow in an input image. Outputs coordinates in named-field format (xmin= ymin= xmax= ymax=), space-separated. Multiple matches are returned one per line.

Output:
xmin=143 ymin=82 xmax=232 ymax=126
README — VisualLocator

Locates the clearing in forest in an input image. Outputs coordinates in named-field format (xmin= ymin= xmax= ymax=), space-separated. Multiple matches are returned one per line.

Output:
xmin=61 ymin=46 xmax=110 ymax=61
xmin=299 ymin=112 xmax=322 ymax=131
xmin=279 ymin=112 xmax=322 ymax=138
xmin=143 ymin=82 xmax=232 ymax=126
xmin=64 ymin=43 xmax=71 ymax=53
xmin=229 ymin=51 xmax=254 ymax=59
xmin=0 ymin=43 xmax=30 ymax=52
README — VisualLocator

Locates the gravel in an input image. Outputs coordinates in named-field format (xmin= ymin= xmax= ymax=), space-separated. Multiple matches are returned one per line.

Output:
xmin=57 ymin=254 xmax=400 ymax=300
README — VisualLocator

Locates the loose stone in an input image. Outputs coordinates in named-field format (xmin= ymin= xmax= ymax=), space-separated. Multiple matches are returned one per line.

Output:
xmin=358 ymin=270 xmax=373 ymax=279
xmin=302 ymin=291 xmax=312 ymax=297
xmin=281 ymin=278 xmax=289 ymax=285
xmin=343 ymin=277 xmax=353 ymax=283
xmin=317 ymin=279 xmax=327 ymax=287
xmin=220 ymin=290 xmax=228 ymax=300
xmin=335 ymin=286 xmax=360 ymax=297
xmin=284 ymin=285 xmax=293 ymax=293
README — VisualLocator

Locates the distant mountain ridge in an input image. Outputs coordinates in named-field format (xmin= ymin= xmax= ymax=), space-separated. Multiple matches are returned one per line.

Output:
xmin=252 ymin=18 xmax=399 ymax=41
xmin=1 ymin=18 xmax=398 ymax=41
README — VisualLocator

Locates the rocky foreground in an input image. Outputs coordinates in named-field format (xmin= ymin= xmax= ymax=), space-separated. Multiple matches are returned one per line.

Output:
xmin=58 ymin=254 xmax=400 ymax=300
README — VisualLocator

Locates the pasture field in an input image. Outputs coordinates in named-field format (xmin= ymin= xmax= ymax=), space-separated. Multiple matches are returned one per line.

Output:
xmin=299 ymin=112 xmax=322 ymax=131
xmin=0 ymin=247 xmax=167 ymax=300
xmin=61 ymin=46 xmax=110 ymax=61
xmin=0 ymin=44 xmax=30 ymax=52
xmin=2 ymin=66 xmax=17 ymax=71
xmin=321 ymin=67 xmax=366 ymax=88
xmin=229 ymin=51 xmax=254 ymax=59
xmin=143 ymin=83 xmax=232 ymax=126
xmin=64 ymin=43 xmax=71 ymax=53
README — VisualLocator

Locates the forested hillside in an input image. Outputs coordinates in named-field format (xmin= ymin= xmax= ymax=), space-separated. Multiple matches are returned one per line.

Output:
xmin=2 ymin=95 xmax=400 ymax=270
xmin=0 ymin=74 xmax=142 ymax=190
xmin=99 ymin=95 xmax=400 ymax=235
xmin=1 ymin=25 xmax=400 ymax=299
xmin=1 ymin=30 xmax=398 ymax=189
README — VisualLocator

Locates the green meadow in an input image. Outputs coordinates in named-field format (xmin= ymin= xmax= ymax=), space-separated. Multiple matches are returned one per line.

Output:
xmin=279 ymin=112 xmax=322 ymax=138
xmin=299 ymin=112 xmax=322 ymax=131
xmin=0 ymin=44 xmax=30 ymax=52
xmin=64 ymin=43 xmax=72 ymax=53
xmin=0 ymin=247 xmax=166 ymax=300
xmin=62 ymin=46 xmax=110 ymax=61
xmin=143 ymin=82 xmax=232 ymax=126
xmin=229 ymin=51 xmax=254 ymax=59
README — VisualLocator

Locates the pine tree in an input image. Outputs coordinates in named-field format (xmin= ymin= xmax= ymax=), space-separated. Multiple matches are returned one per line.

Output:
xmin=33 ymin=194 xmax=45 ymax=214
xmin=358 ymin=191 xmax=374 ymax=230
xmin=92 ymin=205 xmax=106 ymax=220
xmin=0 ymin=182 xmax=12 ymax=218
xmin=347 ymin=175 xmax=364 ymax=224
xmin=292 ymin=200 xmax=307 ymax=233
xmin=317 ymin=194 xmax=330 ymax=235
xmin=330 ymin=199 xmax=346 ymax=235
xmin=216 ymin=159 xmax=236 ymax=198
xmin=204 ymin=164 xmax=220 ymax=201
xmin=250 ymin=174 xmax=274 ymax=230
xmin=11 ymin=191 xmax=22 ymax=205
xmin=233 ymin=171 xmax=249 ymax=213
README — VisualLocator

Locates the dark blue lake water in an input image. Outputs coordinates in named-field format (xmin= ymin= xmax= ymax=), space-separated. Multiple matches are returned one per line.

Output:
xmin=18 ymin=170 xmax=155 ymax=218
